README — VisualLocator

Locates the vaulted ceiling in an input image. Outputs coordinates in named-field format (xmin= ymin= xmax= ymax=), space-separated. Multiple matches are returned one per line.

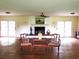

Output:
xmin=0 ymin=0 xmax=79 ymax=16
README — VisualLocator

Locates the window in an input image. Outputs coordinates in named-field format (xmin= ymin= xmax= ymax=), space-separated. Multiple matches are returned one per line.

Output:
xmin=1 ymin=21 xmax=15 ymax=37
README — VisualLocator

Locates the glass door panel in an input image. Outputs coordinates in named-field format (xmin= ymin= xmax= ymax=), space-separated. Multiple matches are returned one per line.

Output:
xmin=57 ymin=21 xmax=64 ymax=37
xmin=65 ymin=21 xmax=72 ymax=37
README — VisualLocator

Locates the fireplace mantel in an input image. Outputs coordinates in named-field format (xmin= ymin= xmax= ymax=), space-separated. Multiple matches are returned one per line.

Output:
xmin=31 ymin=24 xmax=48 ymax=27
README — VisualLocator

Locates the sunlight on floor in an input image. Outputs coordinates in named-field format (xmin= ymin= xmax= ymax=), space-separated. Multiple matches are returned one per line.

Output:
xmin=61 ymin=38 xmax=74 ymax=44
xmin=0 ymin=37 xmax=16 ymax=46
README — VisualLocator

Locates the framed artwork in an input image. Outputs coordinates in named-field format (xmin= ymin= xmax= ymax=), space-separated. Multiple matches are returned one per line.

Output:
xmin=35 ymin=16 xmax=45 ymax=24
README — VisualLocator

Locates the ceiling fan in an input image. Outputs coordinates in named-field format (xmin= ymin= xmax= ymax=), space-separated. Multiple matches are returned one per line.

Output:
xmin=39 ymin=12 xmax=49 ymax=18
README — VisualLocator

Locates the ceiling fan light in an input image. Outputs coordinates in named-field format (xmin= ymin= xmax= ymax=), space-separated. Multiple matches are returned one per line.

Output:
xmin=40 ymin=12 xmax=49 ymax=18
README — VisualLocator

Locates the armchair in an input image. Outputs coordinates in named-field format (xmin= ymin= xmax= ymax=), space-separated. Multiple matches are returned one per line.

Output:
xmin=48 ymin=34 xmax=61 ymax=52
xmin=19 ymin=33 xmax=32 ymax=54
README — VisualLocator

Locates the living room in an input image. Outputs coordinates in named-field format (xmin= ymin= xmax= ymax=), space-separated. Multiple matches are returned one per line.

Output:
xmin=0 ymin=0 xmax=79 ymax=59
xmin=0 ymin=16 xmax=79 ymax=59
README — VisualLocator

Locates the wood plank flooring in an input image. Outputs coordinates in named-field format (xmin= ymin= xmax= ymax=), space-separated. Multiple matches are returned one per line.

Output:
xmin=0 ymin=37 xmax=79 ymax=59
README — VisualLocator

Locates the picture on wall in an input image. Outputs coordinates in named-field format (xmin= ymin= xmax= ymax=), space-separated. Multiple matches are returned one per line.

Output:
xmin=35 ymin=17 xmax=44 ymax=24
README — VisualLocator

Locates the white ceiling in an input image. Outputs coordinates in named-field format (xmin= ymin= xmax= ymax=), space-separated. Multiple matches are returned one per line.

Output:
xmin=0 ymin=0 xmax=79 ymax=16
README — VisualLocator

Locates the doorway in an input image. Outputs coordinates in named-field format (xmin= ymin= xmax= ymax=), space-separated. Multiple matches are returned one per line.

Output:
xmin=56 ymin=21 xmax=72 ymax=37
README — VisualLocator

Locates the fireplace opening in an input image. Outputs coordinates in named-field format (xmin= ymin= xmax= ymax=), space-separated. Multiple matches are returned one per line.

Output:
xmin=35 ymin=27 xmax=45 ymax=35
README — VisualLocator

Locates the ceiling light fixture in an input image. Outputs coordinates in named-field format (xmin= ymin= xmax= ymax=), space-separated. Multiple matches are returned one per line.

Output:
xmin=5 ymin=11 xmax=11 ymax=14
xmin=70 ymin=12 xmax=75 ymax=15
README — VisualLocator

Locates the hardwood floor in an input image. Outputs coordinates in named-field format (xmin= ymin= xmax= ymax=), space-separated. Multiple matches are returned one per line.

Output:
xmin=0 ymin=37 xmax=79 ymax=59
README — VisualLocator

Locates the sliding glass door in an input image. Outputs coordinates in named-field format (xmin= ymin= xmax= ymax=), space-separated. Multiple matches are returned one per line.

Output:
xmin=1 ymin=21 xmax=15 ymax=37
xmin=57 ymin=21 xmax=72 ymax=37
xmin=0 ymin=21 xmax=16 ymax=46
